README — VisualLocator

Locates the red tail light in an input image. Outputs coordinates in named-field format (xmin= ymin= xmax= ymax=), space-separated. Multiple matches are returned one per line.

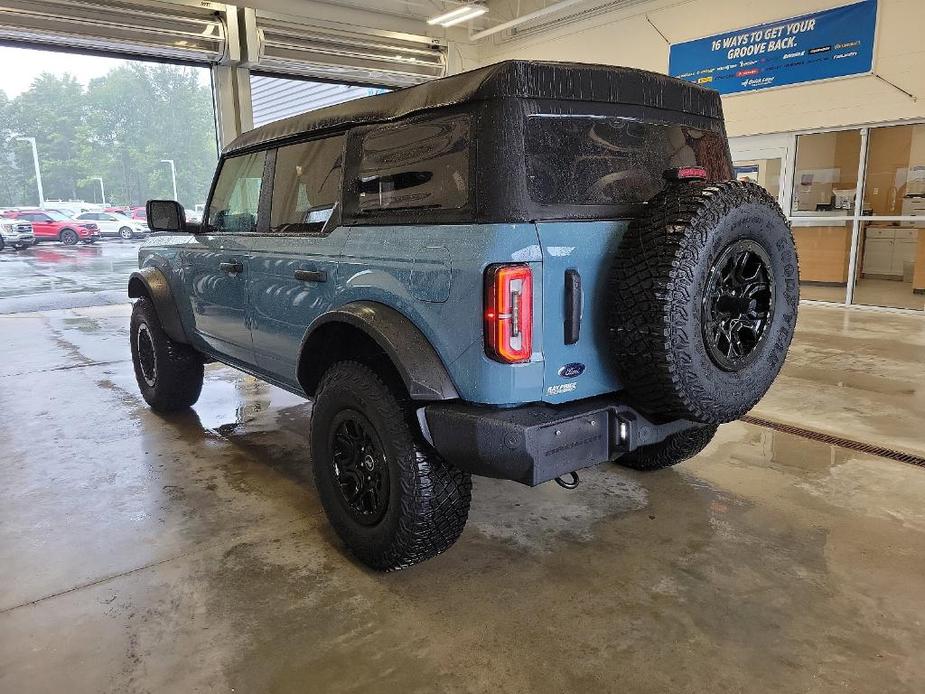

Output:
xmin=484 ymin=264 xmax=533 ymax=363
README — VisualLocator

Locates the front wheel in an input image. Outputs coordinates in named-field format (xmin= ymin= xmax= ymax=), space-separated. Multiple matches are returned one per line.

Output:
xmin=311 ymin=361 xmax=472 ymax=571
xmin=130 ymin=297 xmax=204 ymax=412
xmin=119 ymin=226 xmax=133 ymax=240
xmin=614 ymin=425 xmax=719 ymax=471
xmin=0 ymin=236 xmax=4 ymax=252
xmin=60 ymin=229 xmax=79 ymax=245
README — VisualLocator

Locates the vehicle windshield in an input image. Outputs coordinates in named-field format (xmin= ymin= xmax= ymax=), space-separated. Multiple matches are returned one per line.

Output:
xmin=524 ymin=115 xmax=731 ymax=206
xmin=44 ymin=210 xmax=71 ymax=221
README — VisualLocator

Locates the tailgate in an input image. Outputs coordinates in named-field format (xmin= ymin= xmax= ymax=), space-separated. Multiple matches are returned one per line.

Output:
xmin=535 ymin=220 xmax=629 ymax=404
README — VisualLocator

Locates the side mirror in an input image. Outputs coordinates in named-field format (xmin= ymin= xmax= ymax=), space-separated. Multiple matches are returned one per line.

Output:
xmin=146 ymin=200 xmax=186 ymax=232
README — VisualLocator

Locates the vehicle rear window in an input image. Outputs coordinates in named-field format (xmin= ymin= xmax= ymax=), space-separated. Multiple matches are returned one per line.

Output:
xmin=271 ymin=136 xmax=344 ymax=233
xmin=524 ymin=115 xmax=731 ymax=206
xmin=355 ymin=115 xmax=470 ymax=213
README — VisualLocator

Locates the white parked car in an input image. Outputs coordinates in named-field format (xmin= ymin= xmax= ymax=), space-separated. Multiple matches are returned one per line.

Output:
xmin=75 ymin=212 xmax=149 ymax=239
xmin=0 ymin=218 xmax=34 ymax=250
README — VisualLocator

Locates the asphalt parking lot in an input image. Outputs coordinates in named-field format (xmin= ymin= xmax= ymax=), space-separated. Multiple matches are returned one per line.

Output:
xmin=0 ymin=240 xmax=140 ymax=314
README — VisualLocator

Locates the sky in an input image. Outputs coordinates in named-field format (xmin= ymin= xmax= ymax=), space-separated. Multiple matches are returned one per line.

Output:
xmin=0 ymin=45 xmax=210 ymax=98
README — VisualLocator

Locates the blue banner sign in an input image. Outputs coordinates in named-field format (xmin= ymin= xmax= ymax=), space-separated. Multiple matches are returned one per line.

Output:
xmin=669 ymin=0 xmax=877 ymax=95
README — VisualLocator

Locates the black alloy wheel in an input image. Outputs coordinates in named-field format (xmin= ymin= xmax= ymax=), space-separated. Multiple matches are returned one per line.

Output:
xmin=136 ymin=322 xmax=158 ymax=387
xmin=329 ymin=410 xmax=390 ymax=526
xmin=702 ymin=239 xmax=775 ymax=372
xmin=60 ymin=229 xmax=79 ymax=245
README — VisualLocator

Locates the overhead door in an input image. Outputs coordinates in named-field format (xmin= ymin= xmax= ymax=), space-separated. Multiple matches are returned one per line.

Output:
xmin=0 ymin=0 xmax=227 ymax=63
xmin=249 ymin=12 xmax=446 ymax=88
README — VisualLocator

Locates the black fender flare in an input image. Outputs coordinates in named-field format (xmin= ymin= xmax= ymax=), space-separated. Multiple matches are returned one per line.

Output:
xmin=127 ymin=267 xmax=189 ymax=344
xmin=300 ymin=301 xmax=459 ymax=401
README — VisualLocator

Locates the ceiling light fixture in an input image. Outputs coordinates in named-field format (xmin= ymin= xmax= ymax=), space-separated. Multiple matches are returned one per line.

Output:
xmin=427 ymin=4 xmax=487 ymax=27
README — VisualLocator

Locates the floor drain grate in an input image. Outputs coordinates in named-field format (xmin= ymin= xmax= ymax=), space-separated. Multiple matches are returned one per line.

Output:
xmin=740 ymin=415 xmax=925 ymax=468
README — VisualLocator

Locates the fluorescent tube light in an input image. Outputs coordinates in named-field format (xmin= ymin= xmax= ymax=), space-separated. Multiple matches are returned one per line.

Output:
xmin=440 ymin=6 xmax=487 ymax=27
xmin=427 ymin=6 xmax=475 ymax=25
xmin=427 ymin=4 xmax=487 ymax=27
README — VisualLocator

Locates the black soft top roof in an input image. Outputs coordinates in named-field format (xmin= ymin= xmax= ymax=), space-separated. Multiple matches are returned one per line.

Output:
xmin=225 ymin=60 xmax=723 ymax=155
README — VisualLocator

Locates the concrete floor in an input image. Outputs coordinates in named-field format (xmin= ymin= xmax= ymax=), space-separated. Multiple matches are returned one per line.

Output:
xmin=1 ymin=302 xmax=924 ymax=693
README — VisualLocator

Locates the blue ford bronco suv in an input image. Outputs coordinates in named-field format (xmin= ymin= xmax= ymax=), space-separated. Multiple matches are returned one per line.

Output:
xmin=129 ymin=61 xmax=798 ymax=570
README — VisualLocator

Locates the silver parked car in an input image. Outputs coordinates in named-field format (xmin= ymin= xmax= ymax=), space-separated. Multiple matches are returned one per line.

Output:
xmin=76 ymin=212 xmax=149 ymax=239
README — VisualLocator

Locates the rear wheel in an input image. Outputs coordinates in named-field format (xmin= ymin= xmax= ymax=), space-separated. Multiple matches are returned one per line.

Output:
xmin=60 ymin=229 xmax=79 ymax=245
xmin=130 ymin=297 xmax=203 ymax=412
xmin=311 ymin=361 xmax=471 ymax=571
xmin=615 ymin=425 xmax=719 ymax=471
xmin=0 ymin=236 xmax=4 ymax=252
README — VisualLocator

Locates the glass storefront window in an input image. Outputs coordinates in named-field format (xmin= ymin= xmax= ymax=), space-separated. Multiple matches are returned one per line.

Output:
xmin=853 ymin=124 xmax=925 ymax=310
xmin=791 ymin=130 xmax=862 ymax=216
xmin=787 ymin=130 xmax=863 ymax=305
xmin=790 ymin=222 xmax=853 ymax=302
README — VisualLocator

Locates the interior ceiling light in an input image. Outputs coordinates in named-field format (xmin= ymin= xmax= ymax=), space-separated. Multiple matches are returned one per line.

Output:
xmin=427 ymin=4 xmax=488 ymax=27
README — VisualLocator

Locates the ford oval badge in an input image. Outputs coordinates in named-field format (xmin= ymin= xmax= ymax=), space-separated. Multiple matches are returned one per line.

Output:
xmin=558 ymin=362 xmax=585 ymax=379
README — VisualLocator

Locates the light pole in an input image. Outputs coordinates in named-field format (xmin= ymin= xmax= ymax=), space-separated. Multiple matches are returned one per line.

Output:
xmin=16 ymin=136 xmax=45 ymax=207
xmin=160 ymin=159 xmax=178 ymax=202
xmin=90 ymin=177 xmax=106 ymax=206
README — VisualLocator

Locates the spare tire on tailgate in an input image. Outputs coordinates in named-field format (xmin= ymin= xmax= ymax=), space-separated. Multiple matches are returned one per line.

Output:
xmin=608 ymin=179 xmax=799 ymax=425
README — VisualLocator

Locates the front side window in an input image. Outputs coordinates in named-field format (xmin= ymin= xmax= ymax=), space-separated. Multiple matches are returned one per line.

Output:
xmin=524 ymin=115 xmax=731 ymax=206
xmin=355 ymin=115 xmax=470 ymax=212
xmin=206 ymin=151 xmax=267 ymax=234
xmin=270 ymin=136 xmax=344 ymax=233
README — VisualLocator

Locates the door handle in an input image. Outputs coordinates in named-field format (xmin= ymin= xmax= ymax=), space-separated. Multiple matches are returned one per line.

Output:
xmin=294 ymin=269 xmax=327 ymax=283
xmin=220 ymin=261 xmax=243 ymax=274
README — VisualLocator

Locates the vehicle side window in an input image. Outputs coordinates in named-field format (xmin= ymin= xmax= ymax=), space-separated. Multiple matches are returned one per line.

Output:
xmin=270 ymin=136 xmax=344 ymax=233
xmin=206 ymin=150 xmax=267 ymax=234
xmin=355 ymin=115 xmax=470 ymax=213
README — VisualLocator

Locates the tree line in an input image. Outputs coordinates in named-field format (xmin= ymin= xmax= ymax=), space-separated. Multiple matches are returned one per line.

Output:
xmin=0 ymin=62 xmax=217 ymax=209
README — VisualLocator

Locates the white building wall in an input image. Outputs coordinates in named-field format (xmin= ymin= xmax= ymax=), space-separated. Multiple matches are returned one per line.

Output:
xmin=468 ymin=0 xmax=925 ymax=137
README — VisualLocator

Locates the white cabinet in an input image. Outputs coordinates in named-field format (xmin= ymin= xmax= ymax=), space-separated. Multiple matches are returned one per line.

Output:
xmin=862 ymin=227 xmax=920 ymax=278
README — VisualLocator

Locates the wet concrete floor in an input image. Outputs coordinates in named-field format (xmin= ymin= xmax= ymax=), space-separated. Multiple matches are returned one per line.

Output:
xmin=0 ymin=241 xmax=139 ymax=314
xmin=1 ymin=303 xmax=924 ymax=693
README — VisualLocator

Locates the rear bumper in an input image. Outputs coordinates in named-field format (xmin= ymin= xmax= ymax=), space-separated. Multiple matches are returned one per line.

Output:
xmin=419 ymin=396 xmax=696 ymax=486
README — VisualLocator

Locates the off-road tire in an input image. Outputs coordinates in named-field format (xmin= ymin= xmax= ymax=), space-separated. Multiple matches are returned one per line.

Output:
xmin=608 ymin=180 xmax=799 ymax=424
xmin=311 ymin=361 xmax=471 ymax=571
xmin=130 ymin=297 xmax=203 ymax=412
xmin=615 ymin=424 xmax=719 ymax=471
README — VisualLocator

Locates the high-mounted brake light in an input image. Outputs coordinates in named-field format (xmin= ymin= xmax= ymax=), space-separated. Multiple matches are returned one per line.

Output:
xmin=664 ymin=166 xmax=708 ymax=181
xmin=484 ymin=264 xmax=533 ymax=363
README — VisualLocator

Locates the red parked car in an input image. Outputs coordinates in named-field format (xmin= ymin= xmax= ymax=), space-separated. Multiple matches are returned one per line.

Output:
xmin=0 ymin=209 xmax=100 ymax=245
